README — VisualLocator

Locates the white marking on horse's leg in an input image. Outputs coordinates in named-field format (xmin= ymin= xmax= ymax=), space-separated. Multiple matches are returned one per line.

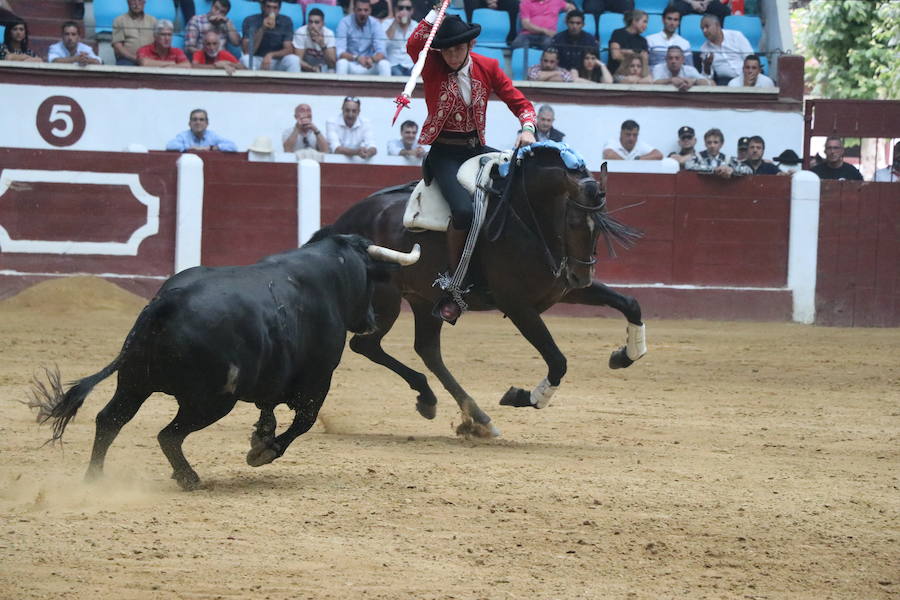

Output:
xmin=625 ymin=323 xmax=647 ymax=361
xmin=530 ymin=377 xmax=558 ymax=409
xmin=223 ymin=364 xmax=239 ymax=394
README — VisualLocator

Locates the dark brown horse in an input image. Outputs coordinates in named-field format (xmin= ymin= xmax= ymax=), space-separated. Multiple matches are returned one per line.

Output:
xmin=330 ymin=144 xmax=645 ymax=436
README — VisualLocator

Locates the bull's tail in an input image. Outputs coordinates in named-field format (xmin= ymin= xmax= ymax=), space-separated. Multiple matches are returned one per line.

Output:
xmin=30 ymin=357 xmax=123 ymax=443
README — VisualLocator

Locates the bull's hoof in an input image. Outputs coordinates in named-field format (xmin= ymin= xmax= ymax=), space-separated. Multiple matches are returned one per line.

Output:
xmin=416 ymin=398 xmax=437 ymax=420
xmin=246 ymin=445 xmax=279 ymax=467
xmin=499 ymin=386 xmax=533 ymax=408
xmin=249 ymin=430 xmax=274 ymax=450
xmin=608 ymin=347 xmax=635 ymax=369
xmin=172 ymin=469 xmax=201 ymax=491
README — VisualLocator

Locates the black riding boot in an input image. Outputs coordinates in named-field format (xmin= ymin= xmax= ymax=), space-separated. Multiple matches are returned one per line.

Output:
xmin=433 ymin=227 xmax=468 ymax=324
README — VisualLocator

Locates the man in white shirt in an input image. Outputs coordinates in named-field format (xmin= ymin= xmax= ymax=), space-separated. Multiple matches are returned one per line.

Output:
xmin=873 ymin=141 xmax=899 ymax=182
xmin=48 ymin=21 xmax=102 ymax=65
xmin=292 ymin=8 xmax=336 ymax=72
xmin=282 ymin=103 xmax=329 ymax=153
xmin=699 ymin=14 xmax=753 ymax=86
xmin=387 ymin=120 xmax=428 ymax=161
xmin=602 ymin=120 xmax=663 ymax=160
xmin=645 ymin=6 xmax=692 ymax=68
xmin=381 ymin=0 xmax=417 ymax=76
xmin=651 ymin=46 xmax=713 ymax=91
xmin=326 ymin=96 xmax=377 ymax=159
xmin=727 ymin=54 xmax=775 ymax=88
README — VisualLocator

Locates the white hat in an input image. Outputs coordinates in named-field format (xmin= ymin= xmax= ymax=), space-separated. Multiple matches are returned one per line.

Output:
xmin=248 ymin=136 xmax=274 ymax=153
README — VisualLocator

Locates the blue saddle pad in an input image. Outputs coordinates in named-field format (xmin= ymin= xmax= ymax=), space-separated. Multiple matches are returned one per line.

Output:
xmin=498 ymin=141 xmax=587 ymax=177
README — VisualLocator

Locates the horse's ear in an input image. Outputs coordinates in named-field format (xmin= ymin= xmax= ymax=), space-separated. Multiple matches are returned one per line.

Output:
xmin=600 ymin=162 xmax=608 ymax=187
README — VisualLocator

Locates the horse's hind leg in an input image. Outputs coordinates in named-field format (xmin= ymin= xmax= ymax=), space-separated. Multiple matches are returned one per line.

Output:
xmin=157 ymin=394 xmax=238 ymax=490
xmin=561 ymin=282 xmax=646 ymax=369
xmin=348 ymin=283 xmax=439 ymax=420
xmin=408 ymin=298 xmax=499 ymax=437
xmin=85 ymin=385 xmax=151 ymax=482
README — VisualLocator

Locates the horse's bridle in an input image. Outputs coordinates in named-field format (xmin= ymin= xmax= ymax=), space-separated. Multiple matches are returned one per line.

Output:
xmin=516 ymin=163 xmax=607 ymax=280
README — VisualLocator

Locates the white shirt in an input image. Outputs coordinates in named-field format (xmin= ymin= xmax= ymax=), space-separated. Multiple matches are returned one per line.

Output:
xmin=282 ymin=126 xmax=319 ymax=151
xmin=381 ymin=17 xmax=417 ymax=68
xmin=651 ymin=62 xmax=705 ymax=81
xmin=700 ymin=29 xmax=753 ymax=80
xmin=603 ymin=137 xmax=655 ymax=160
xmin=727 ymin=73 xmax=775 ymax=88
xmin=292 ymin=24 xmax=336 ymax=52
xmin=873 ymin=166 xmax=899 ymax=182
xmin=326 ymin=115 xmax=375 ymax=152
xmin=645 ymin=31 xmax=692 ymax=67
xmin=48 ymin=41 xmax=102 ymax=63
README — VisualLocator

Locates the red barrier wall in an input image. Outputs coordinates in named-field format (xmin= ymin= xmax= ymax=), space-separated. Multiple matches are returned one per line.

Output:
xmin=816 ymin=181 xmax=900 ymax=327
xmin=0 ymin=148 xmax=178 ymax=298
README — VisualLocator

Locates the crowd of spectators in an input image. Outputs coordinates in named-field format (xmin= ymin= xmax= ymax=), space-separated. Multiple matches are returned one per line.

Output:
xmin=0 ymin=0 xmax=773 ymax=89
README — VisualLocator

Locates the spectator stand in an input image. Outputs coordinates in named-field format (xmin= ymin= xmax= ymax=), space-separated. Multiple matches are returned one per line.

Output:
xmin=555 ymin=12 xmax=597 ymax=37
xmin=634 ymin=0 xmax=668 ymax=14
xmin=724 ymin=14 xmax=763 ymax=51
xmin=473 ymin=45 xmax=507 ymax=74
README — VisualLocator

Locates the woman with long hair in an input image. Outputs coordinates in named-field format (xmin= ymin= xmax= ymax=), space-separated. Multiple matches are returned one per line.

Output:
xmin=607 ymin=8 xmax=647 ymax=74
xmin=614 ymin=54 xmax=651 ymax=84
xmin=0 ymin=18 xmax=42 ymax=62
xmin=572 ymin=48 xmax=612 ymax=83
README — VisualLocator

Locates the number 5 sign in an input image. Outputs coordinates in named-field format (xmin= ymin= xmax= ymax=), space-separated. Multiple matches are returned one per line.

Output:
xmin=36 ymin=96 xmax=86 ymax=147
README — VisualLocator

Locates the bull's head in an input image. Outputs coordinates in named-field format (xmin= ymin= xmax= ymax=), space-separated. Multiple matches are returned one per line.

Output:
xmin=347 ymin=242 xmax=421 ymax=335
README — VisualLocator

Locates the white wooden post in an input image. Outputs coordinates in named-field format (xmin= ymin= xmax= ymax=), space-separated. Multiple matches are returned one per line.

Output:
xmin=297 ymin=158 xmax=321 ymax=246
xmin=175 ymin=153 xmax=204 ymax=274
xmin=788 ymin=170 xmax=821 ymax=324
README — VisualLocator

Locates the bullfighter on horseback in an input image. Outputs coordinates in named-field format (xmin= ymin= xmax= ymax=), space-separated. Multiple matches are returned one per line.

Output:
xmin=408 ymin=10 xmax=537 ymax=324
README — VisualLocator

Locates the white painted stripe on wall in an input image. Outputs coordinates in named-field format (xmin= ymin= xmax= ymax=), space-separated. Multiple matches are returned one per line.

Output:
xmin=175 ymin=153 xmax=204 ymax=274
xmin=297 ymin=158 xmax=321 ymax=246
xmin=0 ymin=169 xmax=159 ymax=255
xmin=788 ymin=170 xmax=821 ymax=324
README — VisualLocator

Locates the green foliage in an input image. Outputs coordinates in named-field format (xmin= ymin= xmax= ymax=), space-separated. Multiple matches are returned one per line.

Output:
xmin=796 ymin=0 xmax=899 ymax=99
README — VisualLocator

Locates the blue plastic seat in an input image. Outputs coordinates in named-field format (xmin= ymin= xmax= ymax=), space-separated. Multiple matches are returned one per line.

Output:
xmin=445 ymin=6 xmax=466 ymax=20
xmin=172 ymin=33 xmax=185 ymax=49
xmin=634 ymin=0 xmax=669 ymax=14
xmin=305 ymin=3 xmax=344 ymax=32
xmin=509 ymin=47 xmax=542 ymax=80
xmin=597 ymin=12 xmax=624 ymax=47
xmin=724 ymin=14 xmax=762 ymax=51
xmin=644 ymin=13 xmax=662 ymax=36
xmin=472 ymin=8 xmax=510 ymax=48
xmin=228 ymin=0 xmax=265 ymax=33
xmin=556 ymin=12 xmax=597 ymax=36
xmin=473 ymin=45 xmax=507 ymax=73
xmin=93 ymin=0 xmax=122 ymax=34
xmin=145 ymin=0 xmax=177 ymax=23
xmin=280 ymin=1 xmax=304 ymax=29
xmin=679 ymin=14 xmax=705 ymax=51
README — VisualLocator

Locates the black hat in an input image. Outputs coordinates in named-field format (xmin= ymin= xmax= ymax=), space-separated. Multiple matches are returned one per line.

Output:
xmin=432 ymin=15 xmax=481 ymax=49
xmin=737 ymin=136 xmax=750 ymax=149
xmin=678 ymin=126 xmax=694 ymax=138
xmin=774 ymin=149 xmax=801 ymax=165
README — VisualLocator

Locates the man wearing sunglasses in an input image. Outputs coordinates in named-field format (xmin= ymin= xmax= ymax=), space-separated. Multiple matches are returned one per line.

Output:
xmin=382 ymin=0 xmax=418 ymax=76
xmin=811 ymin=136 xmax=863 ymax=181
xmin=408 ymin=11 xmax=536 ymax=323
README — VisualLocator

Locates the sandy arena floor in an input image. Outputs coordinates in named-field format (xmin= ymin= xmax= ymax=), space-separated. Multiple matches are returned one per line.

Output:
xmin=0 ymin=277 xmax=897 ymax=600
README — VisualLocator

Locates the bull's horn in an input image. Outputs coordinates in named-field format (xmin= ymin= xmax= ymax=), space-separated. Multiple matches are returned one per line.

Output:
xmin=367 ymin=243 xmax=421 ymax=266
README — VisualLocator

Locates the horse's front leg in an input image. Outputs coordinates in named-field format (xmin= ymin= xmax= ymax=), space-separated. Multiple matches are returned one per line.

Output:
xmin=498 ymin=307 xmax=566 ymax=410
xmin=561 ymin=281 xmax=647 ymax=369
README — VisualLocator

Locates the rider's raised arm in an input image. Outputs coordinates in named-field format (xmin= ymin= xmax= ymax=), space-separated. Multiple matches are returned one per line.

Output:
xmin=407 ymin=10 xmax=435 ymax=62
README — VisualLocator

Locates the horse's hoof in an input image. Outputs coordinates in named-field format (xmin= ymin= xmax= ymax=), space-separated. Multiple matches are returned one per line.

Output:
xmin=608 ymin=347 xmax=635 ymax=369
xmin=173 ymin=470 xmax=201 ymax=491
xmin=83 ymin=466 xmax=103 ymax=483
xmin=455 ymin=419 xmax=497 ymax=438
xmin=249 ymin=430 xmax=274 ymax=450
xmin=246 ymin=445 xmax=279 ymax=467
xmin=499 ymin=386 xmax=533 ymax=408
xmin=416 ymin=398 xmax=437 ymax=420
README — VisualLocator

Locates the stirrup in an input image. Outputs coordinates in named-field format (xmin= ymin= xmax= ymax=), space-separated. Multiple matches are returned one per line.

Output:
xmin=433 ymin=272 xmax=470 ymax=325
xmin=432 ymin=295 xmax=461 ymax=325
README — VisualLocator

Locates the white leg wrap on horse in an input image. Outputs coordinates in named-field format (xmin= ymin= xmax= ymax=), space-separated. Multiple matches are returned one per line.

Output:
xmin=530 ymin=377 xmax=558 ymax=409
xmin=626 ymin=323 xmax=647 ymax=361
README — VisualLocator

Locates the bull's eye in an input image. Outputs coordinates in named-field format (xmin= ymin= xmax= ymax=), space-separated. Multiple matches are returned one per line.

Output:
xmin=338 ymin=257 xmax=345 ymax=264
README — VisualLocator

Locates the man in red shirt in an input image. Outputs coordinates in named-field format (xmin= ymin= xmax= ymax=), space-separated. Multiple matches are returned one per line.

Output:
xmin=408 ymin=13 xmax=536 ymax=323
xmin=137 ymin=20 xmax=190 ymax=67
xmin=191 ymin=30 xmax=243 ymax=73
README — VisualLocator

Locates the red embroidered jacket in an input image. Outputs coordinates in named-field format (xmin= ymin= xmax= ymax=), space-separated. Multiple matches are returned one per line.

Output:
xmin=407 ymin=18 xmax=536 ymax=145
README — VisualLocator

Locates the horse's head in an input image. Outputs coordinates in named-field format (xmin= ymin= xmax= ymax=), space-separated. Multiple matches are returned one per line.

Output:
xmin=518 ymin=149 xmax=608 ymax=289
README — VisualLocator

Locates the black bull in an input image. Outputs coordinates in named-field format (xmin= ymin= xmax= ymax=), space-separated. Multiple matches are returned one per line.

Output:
xmin=31 ymin=233 xmax=419 ymax=490
xmin=331 ymin=146 xmax=646 ymax=437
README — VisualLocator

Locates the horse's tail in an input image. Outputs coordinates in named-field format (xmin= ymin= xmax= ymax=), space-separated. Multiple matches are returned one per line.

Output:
xmin=30 ymin=357 xmax=121 ymax=443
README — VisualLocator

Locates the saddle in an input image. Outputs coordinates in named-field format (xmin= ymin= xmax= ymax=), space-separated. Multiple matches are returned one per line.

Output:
xmin=402 ymin=150 xmax=513 ymax=232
